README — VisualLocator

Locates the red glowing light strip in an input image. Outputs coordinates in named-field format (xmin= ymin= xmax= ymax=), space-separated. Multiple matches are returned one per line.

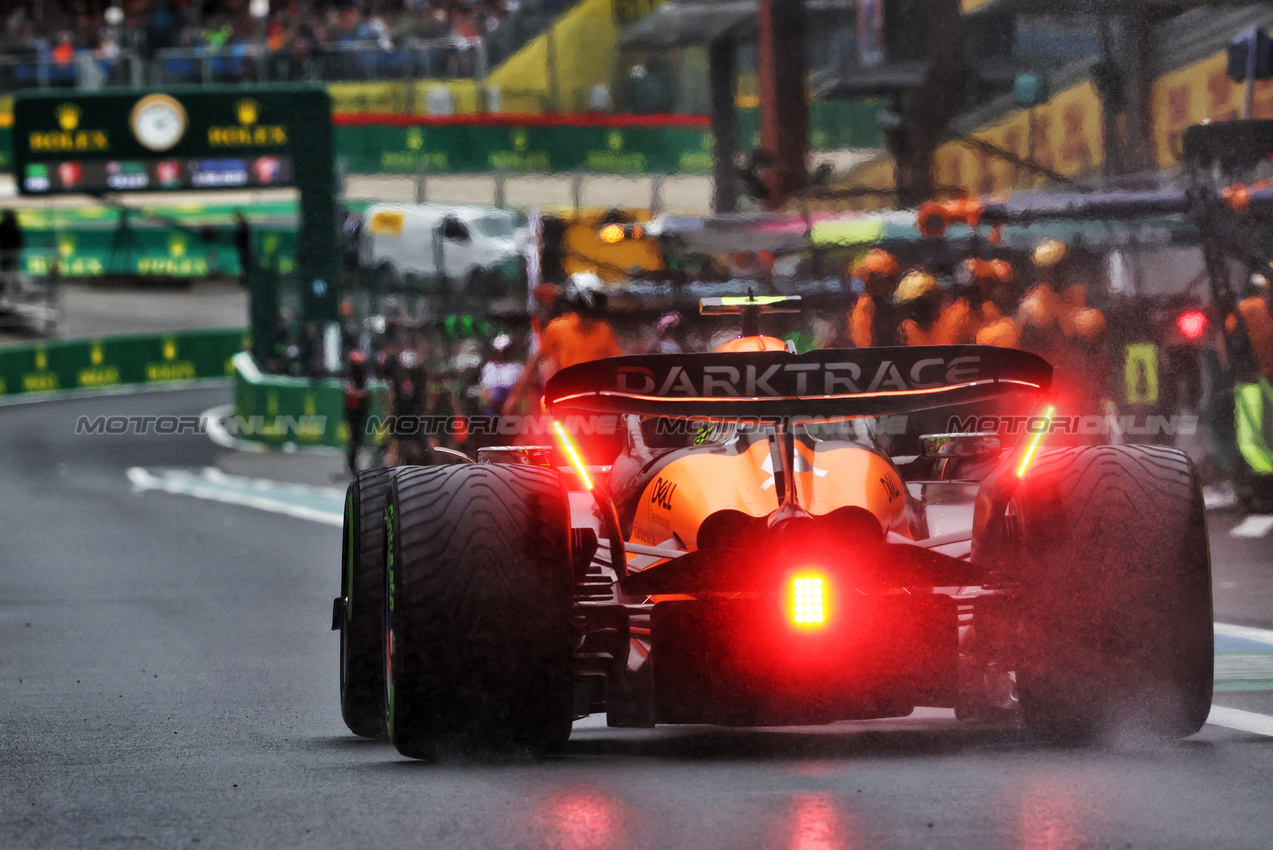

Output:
xmin=553 ymin=420 xmax=594 ymax=491
xmin=551 ymin=378 xmax=1043 ymax=409
xmin=1016 ymin=405 xmax=1056 ymax=478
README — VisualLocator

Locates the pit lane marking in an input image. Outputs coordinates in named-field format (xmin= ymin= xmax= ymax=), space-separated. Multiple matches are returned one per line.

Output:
xmin=1213 ymin=623 xmax=1273 ymax=694
xmin=1215 ymin=622 xmax=1273 ymax=647
xmin=200 ymin=404 xmax=268 ymax=452
xmin=1206 ymin=706 xmax=1273 ymax=738
xmin=1228 ymin=515 xmax=1273 ymax=538
xmin=127 ymin=466 xmax=344 ymax=526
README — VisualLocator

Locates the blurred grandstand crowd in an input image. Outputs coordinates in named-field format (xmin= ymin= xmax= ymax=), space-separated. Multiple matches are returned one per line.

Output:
xmin=0 ymin=0 xmax=569 ymax=84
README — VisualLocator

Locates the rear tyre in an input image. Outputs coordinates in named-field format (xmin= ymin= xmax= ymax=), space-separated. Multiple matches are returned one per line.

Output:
xmin=385 ymin=464 xmax=574 ymax=759
xmin=1013 ymin=445 xmax=1213 ymax=742
xmin=338 ymin=469 xmax=393 ymax=739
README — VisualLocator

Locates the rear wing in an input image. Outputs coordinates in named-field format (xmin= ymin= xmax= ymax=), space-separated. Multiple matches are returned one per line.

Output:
xmin=544 ymin=346 xmax=1052 ymax=420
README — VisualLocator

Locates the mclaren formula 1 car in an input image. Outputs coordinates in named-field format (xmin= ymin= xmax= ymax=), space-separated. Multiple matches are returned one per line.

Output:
xmin=332 ymin=297 xmax=1213 ymax=758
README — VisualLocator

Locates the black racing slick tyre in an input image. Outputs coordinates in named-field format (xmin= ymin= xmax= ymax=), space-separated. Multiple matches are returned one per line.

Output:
xmin=1013 ymin=445 xmax=1214 ymax=742
xmin=338 ymin=468 xmax=393 ymax=740
xmin=384 ymin=464 xmax=574 ymax=759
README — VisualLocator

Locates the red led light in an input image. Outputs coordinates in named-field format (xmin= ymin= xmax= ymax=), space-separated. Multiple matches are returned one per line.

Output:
xmin=1177 ymin=310 xmax=1208 ymax=340
xmin=792 ymin=575 xmax=825 ymax=626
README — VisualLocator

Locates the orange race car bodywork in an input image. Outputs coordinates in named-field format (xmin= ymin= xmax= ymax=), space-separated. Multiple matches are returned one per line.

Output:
xmin=543 ymin=338 xmax=1055 ymax=727
xmin=626 ymin=435 xmax=917 ymax=551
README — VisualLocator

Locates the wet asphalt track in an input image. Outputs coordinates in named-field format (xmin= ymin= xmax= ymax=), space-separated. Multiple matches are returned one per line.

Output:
xmin=5 ymin=386 xmax=1273 ymax=849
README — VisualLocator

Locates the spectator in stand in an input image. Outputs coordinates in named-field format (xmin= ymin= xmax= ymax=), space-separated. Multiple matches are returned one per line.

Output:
xmin=1 ymin=0 xmax=523 ymax=87
xmin=51 ymin=32 xmax=74 ymax=66
xmin=145 ymin=0 xmax=182 ymax=55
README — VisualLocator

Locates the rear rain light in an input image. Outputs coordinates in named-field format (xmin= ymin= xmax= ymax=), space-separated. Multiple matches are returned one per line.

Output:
xmin=792 ymin=575 xmax=826 ymax=626
xmin=553 ymin=420 xmax=594 ymax=490
xmin=1016 ymin=405 xmax=1055 ymax=478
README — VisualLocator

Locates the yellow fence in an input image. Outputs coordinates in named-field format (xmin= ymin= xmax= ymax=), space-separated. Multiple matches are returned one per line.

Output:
xmin=838 ymin=46 xmax=1273 ymax=207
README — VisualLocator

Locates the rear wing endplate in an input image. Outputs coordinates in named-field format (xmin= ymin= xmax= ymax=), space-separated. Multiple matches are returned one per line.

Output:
xmin=544 ymin=346 xmax=1051 ymax=420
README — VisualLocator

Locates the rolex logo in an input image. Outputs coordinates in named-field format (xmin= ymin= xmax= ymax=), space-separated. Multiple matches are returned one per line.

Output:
xmin=57 ymin=103 xmax=80 ymax=131
xmin=236 ymin=99 xmax=259 ymax=126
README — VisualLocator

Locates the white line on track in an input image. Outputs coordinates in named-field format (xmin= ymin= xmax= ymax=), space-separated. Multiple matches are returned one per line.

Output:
xmin=200 ymin=404 xmax=267 ymax=452
xmin=1215 ymin=622 xmax=1273 ymax=647
xmin=1229 ymin=514 xmax=1273 ymax=538
xmin=1206 ymin=705 xmax=1273 ymax=738
xmin=199 ymin=403 xmax=341 ymax=455
xmin=127 ymin=466 xmax=343 ymax=526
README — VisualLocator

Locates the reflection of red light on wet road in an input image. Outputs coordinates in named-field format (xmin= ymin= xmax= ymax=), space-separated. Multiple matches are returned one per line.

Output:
xmin=540 ymin=789 xmax=624 ymax=850
xmin=1018 ymin=779 xmax=1089 ymax=850
xmin=788 ymin=792 xmax=848 ymax=850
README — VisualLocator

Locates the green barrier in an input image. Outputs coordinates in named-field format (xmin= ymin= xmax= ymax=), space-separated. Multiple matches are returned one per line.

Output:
xmin=334 ymin=104 xmax=885 ymax=176
xmin=17 ymin=225 xmax=299 ymax=277
xmin=336 ymin=121 xmax=710 ymax=176
xmin=231 ymin=352 xmax=389 ymax=448
xmin=0 ymin=327 xmax=247 ymax=400
xmin=736 ymin=102 xmax=885 ymax=153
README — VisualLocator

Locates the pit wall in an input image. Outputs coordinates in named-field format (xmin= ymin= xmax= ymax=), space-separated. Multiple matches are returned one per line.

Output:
xmin=231 ymin=352 xmax=389 ymax=449
xmin=0 ymin=327 xmax=246 ymax=400
xmin=0 ymin=324 xmax=385 ymax=450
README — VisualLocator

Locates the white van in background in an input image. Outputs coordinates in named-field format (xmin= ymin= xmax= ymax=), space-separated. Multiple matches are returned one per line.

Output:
xmin=359 ymin=203 xmax=525 ymax=295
